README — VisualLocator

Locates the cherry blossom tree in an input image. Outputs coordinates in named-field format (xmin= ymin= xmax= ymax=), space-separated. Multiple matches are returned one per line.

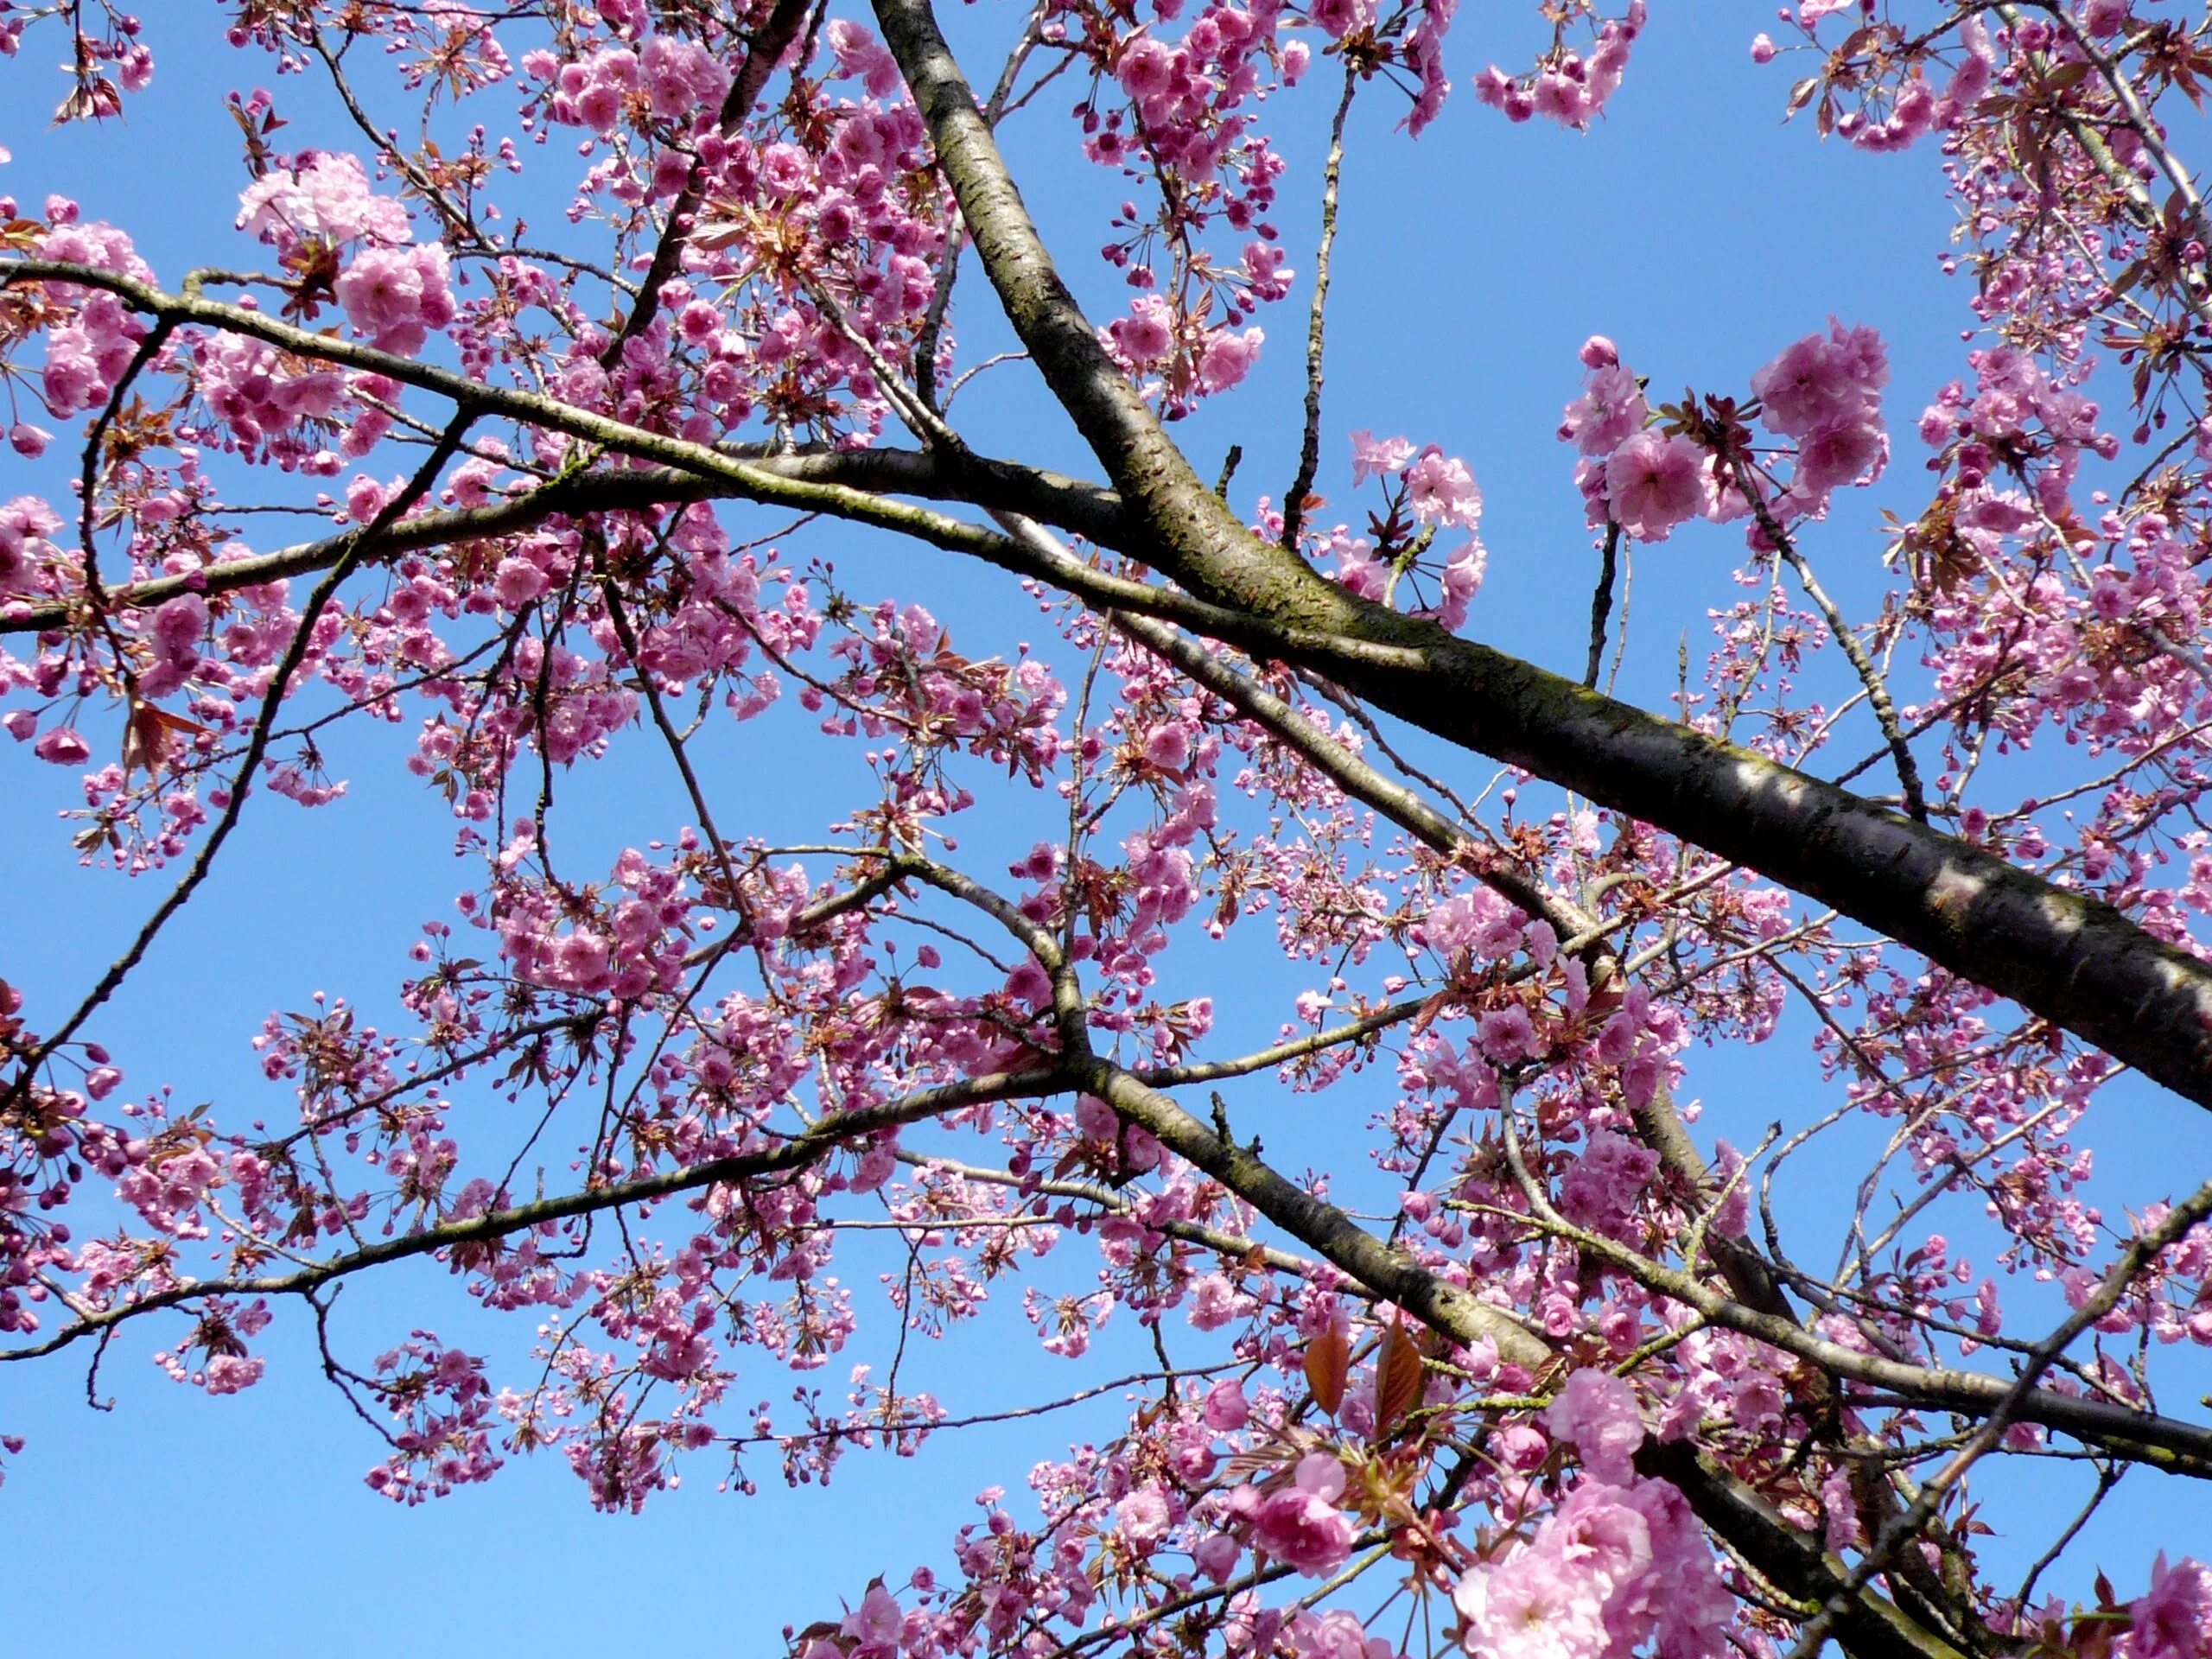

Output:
xmin=7 ymin=2 xmax=2212 ymax=1656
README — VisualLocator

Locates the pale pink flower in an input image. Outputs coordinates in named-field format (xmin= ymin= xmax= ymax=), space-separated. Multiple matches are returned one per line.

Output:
xmin=1197 ymin=327 xmax=1262 ymax=394
xmin=1547 ymin=1369 xmax=1646 ymax=1484
xmin=1477 ymin=1003 xmax=1539 ymax=1064
xmin=1108 ymin=297 xmax=1174 ymax=368
xmin=1796 ymin=416 xmax=1886 ymax=493
xmin=1351 ymin=430 xmax=1416 ymax=483
xmin=1249 ymin=1453 xmax=1353 ymax=1575
xmin=1116 ymin=36 xmax=1176 ymax=100
xmin=1751 ymin=321 xmax=1888 ymax=440
xmin=1309 ymin=0 xmax=1378 ymax=41
xmin=203 ymin=1354 xmax=266 ymax=1395
xmin=1405 ymin=448 xmax=1483 ymax=530
xmin=1452 ymin=1545 xmax=1610 ymax=1659
xmin=2122 ymin=1554 xmax=2212 ymax=1659
xmin=33 ymin=726 xmax=92 ymax=766
xmin=237 ymin=152 xmax=412 ymax=252
xmin=1605 ymin=430 xmax=1711 ymax=542
xmin=1560 ymin=363 xmax=1648 ymax=456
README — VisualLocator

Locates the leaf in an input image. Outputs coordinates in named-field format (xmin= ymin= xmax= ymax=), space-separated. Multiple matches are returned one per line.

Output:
xmin=122 ymin=698 xmax=211 ymax=781
xmin=1372 ymin=1318 xmax=1424 ymax=1440
xmin=1303 ymin=1320 xmax=1349 ymax=1417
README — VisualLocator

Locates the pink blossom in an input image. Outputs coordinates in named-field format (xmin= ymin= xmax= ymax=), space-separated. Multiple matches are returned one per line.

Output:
xmin=1751 ymin=321 xmax=1888 ymax=441
xmin=2122 ymin=1555 xmax=2212 ymax=1659
xmin=203 ymin=1354 xmax=266 ymax=1395
xmin=1249 ymin=1453 xmax=1354 ymax=1576
xmin=2084 ymin=0 xmax=2133 ymax=35
xmin=1560 ymin=363 xmax=1648 ymax=456
xmin=237 ymin=152 xmax=412 ymax=253
xmin=33 ymin=727 xmax=92 ymax=766
xmin=1405 ymin=448 xmax=1482 ymax=530
xmin=493 ymin=556 xmax=549 ymax=609
xmin=1144 ymin=722 xmax=1192 ymax=772
xmin=1351 ymin=430 xmax=1416 ymax=483
xmin=842 ymin=1583 xmax=904 ymax=1650
xmin=335 ymin=245 xmax=457 ymax=358
xmin=1543 ymin=1368 xmax=1645 ymax=1484
xmin=1117 ymin=36 xmax=1176 ymax=100
xmin=1477 ymin=1003 xmax=1539 ymax=1063
xmin=1108 ymin=297 xmax=1175 ymax=368
xmin=1431 ymin=539 xmax=1486 ymax=631
xmin=1309 ymin=0 xmax=1379 ymax=42
xmin=1203 ymin=1377 xmax=1249 ymax=1430
xmin=1197 ymin=327 xmax=1262 ymax=394
xmin=1795 ymin=416 xmax=1886 ymax=493
xmin=1186 ymin=1272 xmax=1243 ymax=1330
xmin=1604 ymin=431 xmax=1711 ymax=542
xmin=1452 ymin=1544 xmax=1610 ymax=1659
xmin=1116 ymin=1484 xmax=1174 ymax=1548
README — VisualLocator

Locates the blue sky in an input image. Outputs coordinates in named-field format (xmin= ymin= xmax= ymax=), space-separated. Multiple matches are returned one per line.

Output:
xmin=5 ymin=3 xmax=2209 ymax=1653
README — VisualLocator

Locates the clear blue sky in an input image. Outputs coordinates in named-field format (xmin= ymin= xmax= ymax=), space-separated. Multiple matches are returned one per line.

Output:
xmin=5 ymin=4 xmax=2208 ymax=1653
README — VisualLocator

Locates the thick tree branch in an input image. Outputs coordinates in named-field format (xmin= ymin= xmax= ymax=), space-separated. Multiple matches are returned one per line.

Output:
xmin=865 ymin=0 xmax=2212 ymax=1111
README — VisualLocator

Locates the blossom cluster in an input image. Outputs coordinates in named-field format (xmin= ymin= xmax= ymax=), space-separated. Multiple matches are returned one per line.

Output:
xmin=1561 ymin=320 xmax=1891 ymax=543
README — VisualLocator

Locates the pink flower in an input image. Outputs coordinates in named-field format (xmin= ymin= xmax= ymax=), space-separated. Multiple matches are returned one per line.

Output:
xmin=1117 ymin=36 xmax=1176 ymax=100
xmin=1194 ymin=1531 xmax=1242 ymax=1582
xmin=1556 ymin=1129 xmax=1659 ymax=1240
xmin=1477 ymin=1003 xmax=1539 ymax=1064
xmin=150 ymin=594 xmax=208 ymax=655
xmin=2124 ymin=1554 xmax=2212 ymax=1659
xmin=33 ymin=726 xmax=92 ymax=766
xmin=1108 ymin=297 xmax=1175 ymax=368
xmin=2084 ymin=0 xmax=2132 ymax=35
xmin=1290 ymin=1609 xmax=1377 ymax=1659
xmin=842 ymin=1583 xmax=904 ymax=1650
xmin=1452 ymin=1545 xmax=1610 ymax=1659
xmin=1197 ymin=327 xmax=1262 ymax=394
xmin=1432 ymin=540 xmax=1486 ymax=631
xmin=1532 ymin=72 xmax=1592 ymax=127
xmin=1116 ymin=1484 xmax=1173 ymax=1548
xmin=1604 ymin=430 xmax=1711 ymax=542
xmin=1560 ymin=363 xmax=1647 ymax=456
xmin=1249 ymin=1453 xmax=1354 ymax=1576
xmin=1751 ymin=321 xmax=1888 ymax=441
xmin=237 ymin=152 xmax=412 ymax=253
xmin=1405 ymin=448 xmax=1482 ymax=530
xmin=1309 ymin=0 xmax=1379 ymax=41
xmin=1544 ymin=1368 xmax=1645 ymax=1484
xmin=1795 ymin=416 xmax=1885 ymax=493
xmin=493 ymin=556 xmax=549 ymax=609
xmin=1187 ymin=1271 xmax=1242 ymax=1331
xmin=1203 ymin=1377 xmax=1249 ymax=1430
xmin=335 ymin=245 xmax=456 ymax=357
xmin=1351 ymin=430 xmax=1416 ymax=483
xmin=203 ymin=1354 xmax=266 ymax=1395
xmin=1144 ymin=722 xmax=1192 ymax=772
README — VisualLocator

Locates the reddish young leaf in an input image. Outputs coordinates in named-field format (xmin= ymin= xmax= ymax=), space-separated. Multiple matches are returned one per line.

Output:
xmin=1303 ymin=1321 xmax=1349 ymax=1418
xmin=1373 ymin=1319 xmax=1425 ymax=1440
